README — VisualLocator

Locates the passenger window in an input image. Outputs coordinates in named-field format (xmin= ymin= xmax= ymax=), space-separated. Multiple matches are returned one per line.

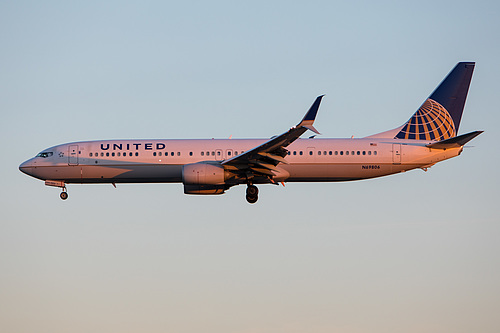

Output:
xmin=106 ymin=152 xmax=109 ymax=157
xmin=374 ymin=151 xmax=378 ymax=155
xmin=299 ymin=151 xmax=303 ymax=155
xmin=318 ymin=151 xmax=321 ymax=155
xmin=293 ymin=151 xmax=296 ymax=155
xmin=211 ymin=151 xmax=215 ymax=156
xmin=201 ymin=151 xmax=204 ymax=156
xmin=171 ymin=152 xmax=174 ymax=156
xmin=189 ymin=152 xmax=193 ymax=156
xmin=340 ymin=151 xmax=343 ymax=155
xmin=101 ymin=152 xmax=104 ymax=157
xmin=357 ymin=151 xmax=360 ymax=155
xmin=362 ymin=151 xmax=366 ymax=155
xmin=135 ymin=152 xmax=139 ymax=156
xmin=346 ymin=151 xmax=349 ymax=155
xmin=159 ymin=152 xmax=162 ymax=156
xmin=153 ymin=152 xmax=157 ymax=156
xmin=368 ymin=151 xmax=371 ymax=155
xmin=177 ymin=152 xmax=181 ymax=156
xmin=89 ymin=153 xmax=93 ymax=157
xmin=112 ymin=152 xmax=115 ymax=157
xmin=335 ymin=151 xmax=338 ymax=155
xmin=309 ymin=151 xmax=312 ymax=156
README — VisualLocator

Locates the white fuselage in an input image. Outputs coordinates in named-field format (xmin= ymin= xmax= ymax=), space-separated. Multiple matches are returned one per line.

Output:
xmin=18 ymin=63 xmax=479 ymax=203
xmin=19 ymin=137 xmax=462 ymax=184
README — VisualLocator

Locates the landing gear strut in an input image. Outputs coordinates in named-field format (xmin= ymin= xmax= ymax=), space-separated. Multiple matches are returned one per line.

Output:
xmin=246 ymin=184 xmax=258 ymax=204
xmin=60 ymin=188 xmax=68 ymax=200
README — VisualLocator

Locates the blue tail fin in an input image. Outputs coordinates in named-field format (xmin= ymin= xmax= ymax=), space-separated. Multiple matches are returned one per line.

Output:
xmin=395 ymin=62 xmax=475 ymax=141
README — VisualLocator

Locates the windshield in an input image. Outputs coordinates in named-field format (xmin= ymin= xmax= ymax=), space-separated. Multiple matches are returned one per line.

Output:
xmin=36 ymin=152 xmax=53 ymax=158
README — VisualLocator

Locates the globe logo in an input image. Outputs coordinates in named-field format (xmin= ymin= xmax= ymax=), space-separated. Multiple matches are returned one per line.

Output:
xmin=395 ymin=99 xmax=456 ymax=141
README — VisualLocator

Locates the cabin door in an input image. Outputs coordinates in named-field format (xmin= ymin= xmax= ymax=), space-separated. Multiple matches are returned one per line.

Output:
xmin=392 ymin=144 xmax=401 ymax=164
xmin=68 ymin=145 xmax=79 ymax=165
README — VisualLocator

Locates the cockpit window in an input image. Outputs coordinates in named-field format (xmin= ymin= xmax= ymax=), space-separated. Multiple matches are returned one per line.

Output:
xmin=36 ymin=152 xmax=53 ymax=158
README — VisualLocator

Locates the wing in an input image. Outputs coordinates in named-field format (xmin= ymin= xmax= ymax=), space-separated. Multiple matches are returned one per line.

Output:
xmin=222 ymin=95 xmax=324 ymax=182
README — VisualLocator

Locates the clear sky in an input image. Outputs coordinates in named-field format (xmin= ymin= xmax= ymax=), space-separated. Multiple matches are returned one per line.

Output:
xmin=1 ymin=1 xmax=499 ymax=332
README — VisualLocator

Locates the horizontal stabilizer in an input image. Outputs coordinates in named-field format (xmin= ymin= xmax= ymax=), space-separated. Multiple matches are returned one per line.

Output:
xmin=426 ymin=131 xmax=483 ymax=149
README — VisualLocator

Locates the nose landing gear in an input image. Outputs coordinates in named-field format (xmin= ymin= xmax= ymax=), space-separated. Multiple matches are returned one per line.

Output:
xmin=44 ymin=180 xmax=68 ymax=200
xmin=60 ymin=188 xmax=68 ymax=200
xmin=246 ymin=184 xmax=259 ymax=204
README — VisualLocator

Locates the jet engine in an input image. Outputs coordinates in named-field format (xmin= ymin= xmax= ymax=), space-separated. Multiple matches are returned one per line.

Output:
xmin=182 ymin=163 xmax=229 ymax=195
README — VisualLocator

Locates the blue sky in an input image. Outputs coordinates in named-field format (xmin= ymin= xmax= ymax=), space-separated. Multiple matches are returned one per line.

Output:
xmin=1 ymin=1 xmax=499 ymax=332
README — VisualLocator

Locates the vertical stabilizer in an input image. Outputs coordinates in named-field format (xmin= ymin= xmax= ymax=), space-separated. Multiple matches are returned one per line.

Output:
xmin=394 ymin=62 xmax=475 ymax=141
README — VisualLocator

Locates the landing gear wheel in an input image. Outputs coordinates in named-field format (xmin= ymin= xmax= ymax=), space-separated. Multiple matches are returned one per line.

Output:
xmin=246 ymin=185 xmax=258 ymax=197
xmin=60 ymin=191 xmax=68 ymax=200
xmin=246 ymin=194 xmax=258 ymax=204
xmin=246 ymin=185 xmax=259 ymax=204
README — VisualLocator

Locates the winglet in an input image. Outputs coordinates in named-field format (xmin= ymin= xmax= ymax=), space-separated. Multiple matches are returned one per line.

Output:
xmin=297 ymin=95 xmax=324 ymax=134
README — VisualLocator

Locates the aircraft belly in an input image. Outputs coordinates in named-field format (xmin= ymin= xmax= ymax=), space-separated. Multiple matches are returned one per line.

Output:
xmin=66 ymin=164 xmax=183 ymax=183
xmin=284 ymin=163 xmax=422 ymax=182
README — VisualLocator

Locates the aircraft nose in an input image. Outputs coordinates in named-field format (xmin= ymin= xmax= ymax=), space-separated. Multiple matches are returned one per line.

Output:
xmin=19 ymin=158 xmax=35 ymax=176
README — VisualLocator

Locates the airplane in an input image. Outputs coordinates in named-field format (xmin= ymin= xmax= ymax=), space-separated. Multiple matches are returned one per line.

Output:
xmin=19 ymin=62 xmax=482 ymax=204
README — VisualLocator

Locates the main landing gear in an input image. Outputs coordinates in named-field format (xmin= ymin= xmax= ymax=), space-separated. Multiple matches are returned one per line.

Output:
xmin=246 ymin=184 xmax=259 ymax=204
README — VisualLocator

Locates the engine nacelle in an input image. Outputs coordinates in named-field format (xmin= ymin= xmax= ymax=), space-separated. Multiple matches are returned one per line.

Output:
xmin=182 ymin=163 xmax=228 ymax=195
xmin=183 ymin=184 xmax=225 ymax=195
xmin=182 ymin=162 xmax=228 ymax=185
